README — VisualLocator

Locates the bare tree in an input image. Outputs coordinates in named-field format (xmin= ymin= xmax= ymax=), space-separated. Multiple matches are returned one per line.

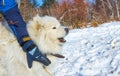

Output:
xmin=115 ymin=0 xmax=120 ymax=19
xmin=106 ymin=0 xmax=114 ymax=19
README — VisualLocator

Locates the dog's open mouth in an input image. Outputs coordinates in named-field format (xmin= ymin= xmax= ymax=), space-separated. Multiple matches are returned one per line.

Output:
xmin=58 ymin=37 xmax=66 ymax=43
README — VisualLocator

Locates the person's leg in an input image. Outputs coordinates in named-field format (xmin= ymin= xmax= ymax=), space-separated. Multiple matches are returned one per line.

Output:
xmin=0 ymin=0 xmax=51 ymax=68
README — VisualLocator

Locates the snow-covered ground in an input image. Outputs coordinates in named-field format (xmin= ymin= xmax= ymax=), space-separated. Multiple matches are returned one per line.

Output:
xmin=54 ymin=22 xmax=120 ymax=76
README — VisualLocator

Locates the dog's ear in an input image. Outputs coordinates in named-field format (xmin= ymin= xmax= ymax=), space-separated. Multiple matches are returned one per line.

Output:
xmin=27 ymin=15 xmax=44 ymax=38
xmin=32 ymin=14 xmax=44 ymax=30
xmin=33 ymin=14 xmax=41 ymax=23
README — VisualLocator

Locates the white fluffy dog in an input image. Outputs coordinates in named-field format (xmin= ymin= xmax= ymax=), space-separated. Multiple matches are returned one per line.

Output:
xmin=0 ymin=15 xmax=69 ymax=76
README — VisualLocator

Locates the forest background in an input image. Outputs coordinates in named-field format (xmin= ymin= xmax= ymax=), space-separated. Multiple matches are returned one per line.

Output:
xmin=1 ymin=0 xmax=120 ymax=28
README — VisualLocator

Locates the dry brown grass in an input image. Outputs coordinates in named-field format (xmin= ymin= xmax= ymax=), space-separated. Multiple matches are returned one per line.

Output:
xmin=91 ymin=21 xmax=99 ymax=27
xmin=77 ymin=21 xmax=87 ymax=28
xmin=19 ymin=0 xmax=38 ymax=21
xmin=0 ymin=0 xmax=111 ymax=28
xmin=90 ymin=20 xmax=105 ymax=27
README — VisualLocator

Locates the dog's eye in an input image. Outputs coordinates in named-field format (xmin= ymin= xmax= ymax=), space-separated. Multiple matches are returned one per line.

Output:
xmin=53 ymin=27 xmax=56 ymax=29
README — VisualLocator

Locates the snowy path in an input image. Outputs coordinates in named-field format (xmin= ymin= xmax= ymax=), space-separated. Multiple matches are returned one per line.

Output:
xmin=54 ymin=22 xmax=120 ymax=76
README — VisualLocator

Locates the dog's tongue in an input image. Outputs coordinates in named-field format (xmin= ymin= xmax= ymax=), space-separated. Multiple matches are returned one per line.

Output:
xmin=58 ymin=38 xmax=66 ymax=43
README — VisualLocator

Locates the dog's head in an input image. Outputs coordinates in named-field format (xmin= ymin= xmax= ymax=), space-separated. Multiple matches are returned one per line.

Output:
xmin=28 ymin=15 xmax=69 ymax=53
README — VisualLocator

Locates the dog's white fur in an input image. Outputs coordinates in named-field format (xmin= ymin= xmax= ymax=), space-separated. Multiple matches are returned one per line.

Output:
xmin=0 ymin=15 xmax=68 ymax=76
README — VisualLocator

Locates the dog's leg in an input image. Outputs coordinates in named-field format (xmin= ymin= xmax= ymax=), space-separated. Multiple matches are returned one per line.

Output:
xmin=43 ymin=66 xmax=53 ymax=76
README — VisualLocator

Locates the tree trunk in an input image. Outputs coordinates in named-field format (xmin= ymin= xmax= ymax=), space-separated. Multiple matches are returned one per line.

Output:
xmin=106 ymin=0 xmax=114 ymax=19
xmin=115 ymin=0 xmax=120 ymax=19
xmin=101 ymin=0 xmax=107 ymax=18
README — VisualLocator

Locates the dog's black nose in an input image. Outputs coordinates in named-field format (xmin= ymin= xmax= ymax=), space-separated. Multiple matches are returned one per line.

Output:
xmin=65 ymin=28 xmax=69 ymax=34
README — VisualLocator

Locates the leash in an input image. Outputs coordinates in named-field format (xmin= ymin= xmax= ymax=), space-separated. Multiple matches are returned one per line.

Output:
xmin=46 ymin=53 xmax=65 ymax=58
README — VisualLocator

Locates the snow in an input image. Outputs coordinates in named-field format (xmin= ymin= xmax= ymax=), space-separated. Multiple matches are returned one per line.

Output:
xmin=54 ymin=21 xmax=120 ymax=76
